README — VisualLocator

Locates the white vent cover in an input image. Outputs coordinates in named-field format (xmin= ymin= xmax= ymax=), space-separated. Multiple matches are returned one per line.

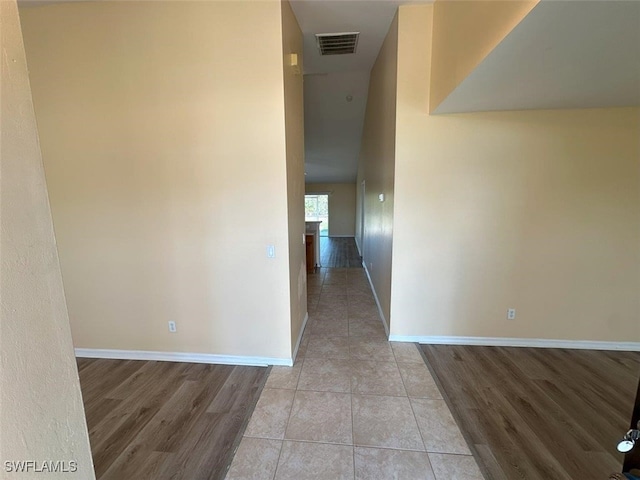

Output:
xmin=315 ymin=32 xmax=360 ymax=56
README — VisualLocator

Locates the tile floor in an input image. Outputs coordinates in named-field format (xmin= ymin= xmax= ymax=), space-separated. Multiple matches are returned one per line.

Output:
xmin=226 ymin=268 xmax=484 ymax=480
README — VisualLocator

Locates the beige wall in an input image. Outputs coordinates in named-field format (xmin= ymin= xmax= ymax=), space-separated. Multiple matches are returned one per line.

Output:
xmin=20 ymin=1 xmax=294 ymax=361
xmin=1 ymin=0 xmax=94 ymax=475
xmin=390 ymin=4 xmax=640 ymax=343
xmin=306 ymin=183 xmax=357 ymax=237
xmin=281 ymin=0 xmax=307 ymax=354
xmin=430 ymin=0 xmax=538 ymax=112
xmin=356 ymin=14 xmax=398 ymax=330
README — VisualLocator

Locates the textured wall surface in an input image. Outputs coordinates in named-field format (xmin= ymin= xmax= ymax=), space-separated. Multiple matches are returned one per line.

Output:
xmin=356 ymin=13 xmax=398 ymax=329
xmin=0 ymin=1 xmax=95 ymax=476
xmin=391 ymin=4 xmax=640 ymax=342
xmin=281 ymin=0 xmax=308 ymax=354
xmin=20 ymin=1 xmax=294 ymax=360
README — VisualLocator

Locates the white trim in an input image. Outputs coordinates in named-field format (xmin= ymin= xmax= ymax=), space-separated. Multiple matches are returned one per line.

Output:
xmin=362 ymin=263 xmax=390 ymax=337
xmin=386 ymin=335 xmax=640 ymax=352
xmin=75 ymin=348 xmax=293 ymax=366
xmin=292 ymin=312 xmax=309 ymax=362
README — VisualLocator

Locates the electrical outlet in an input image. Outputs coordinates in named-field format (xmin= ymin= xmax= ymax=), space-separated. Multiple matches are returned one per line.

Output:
xmin=168 ymin=321 xmax=177 ymax=333
xmin=507 ymin=309 xmax=516 ymax=320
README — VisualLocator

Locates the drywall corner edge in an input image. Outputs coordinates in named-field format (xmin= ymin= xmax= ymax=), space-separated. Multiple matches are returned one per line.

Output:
xmin=292 ymin=312 xmax=309 ymax=363
xmin=363 ymin=263 xmax=390 ymax=337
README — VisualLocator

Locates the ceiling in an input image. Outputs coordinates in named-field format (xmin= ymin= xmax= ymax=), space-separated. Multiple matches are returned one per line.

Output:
xmin=434 ymin=0 xmax=640 ymax=113
xmin=303 ymin=71 xmax=369 ymax=183
xmin=291 ymin=0 xmax=426 ymax=183
xmin=296 ymin=0 xmax=640 ymax=183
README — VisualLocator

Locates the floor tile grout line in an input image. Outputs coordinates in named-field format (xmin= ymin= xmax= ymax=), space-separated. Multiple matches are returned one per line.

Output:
xmin=404 ymin=396 xmax=442 ymax=480
xmin=282 ymin=390 xmax=297 ymax=438
xmin=269 ymin=439 xmax=284 ymax=480
xmin=261 ymin=386 xmax=437 ymax=401
xmin=394 ymin=351 xmax=412 ymax=403
xmin=354 ymin=443 xmax=431 ymax=453
xmin=350 ymin=377 xmax=356 ymax=479
xmin=310 ymin=274 xmax=356 ymax=475
xmin=294 ymin=341 xmax=307 ymax=391
xmin=364 ymin=439 xmax=459 ymax=453
xmin=389 ymin=342 xmax=410 ymax=398
xmin=426 ymin=450 xmax=479 ymax=457
xmin=270 ymin=384 xmax=300 ymax=480
xmin=265 ymin=438 xmax=356 ymax=447
xmin=242 ymin=433 xmax=473 ymax=455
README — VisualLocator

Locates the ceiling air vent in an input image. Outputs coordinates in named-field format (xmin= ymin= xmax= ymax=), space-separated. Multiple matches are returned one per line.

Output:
xmin=316 ymin=32 xmax=360 ymax=56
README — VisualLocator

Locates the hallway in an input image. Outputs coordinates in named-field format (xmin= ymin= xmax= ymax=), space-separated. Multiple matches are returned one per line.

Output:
xmin=225 ymin=267 xmax=483 ymax=480
xmin=319 ymin=237 xmax=362 ymax=268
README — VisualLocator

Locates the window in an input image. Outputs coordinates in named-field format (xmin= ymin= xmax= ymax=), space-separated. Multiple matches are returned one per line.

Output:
xmin=305 ymin=194 xmax=329 ymax=237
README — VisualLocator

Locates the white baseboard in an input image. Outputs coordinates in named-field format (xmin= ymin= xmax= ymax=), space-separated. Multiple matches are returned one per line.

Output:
xmin=292 ymin=312 xmax=309 ymax=363
xmin=362 ymin=263 xmax=390 ymax=337
xmin=387 ymin=335 xmax=640 ymax=352
xmin=75 ymin=348 xmax=294 ymax=367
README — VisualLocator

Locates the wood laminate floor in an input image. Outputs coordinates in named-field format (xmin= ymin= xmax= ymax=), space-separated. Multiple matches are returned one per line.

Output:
xmin=319 ymin=236 xmax=362 ymax=268
xmin=77 ymin=358 xmax=268 ymax=480
xmin=421 ymin=345 xmax=640 ymax=480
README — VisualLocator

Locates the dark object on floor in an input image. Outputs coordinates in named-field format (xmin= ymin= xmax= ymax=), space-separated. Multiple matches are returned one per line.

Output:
xmin=609 ymin=471 xmax=640 ymax=480
xmin=624 ymin=378 xmax=640 ymax=472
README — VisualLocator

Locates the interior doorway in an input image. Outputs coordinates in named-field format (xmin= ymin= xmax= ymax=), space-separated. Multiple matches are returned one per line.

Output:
xmin=305 ymin=194 xmax=329 ymax=237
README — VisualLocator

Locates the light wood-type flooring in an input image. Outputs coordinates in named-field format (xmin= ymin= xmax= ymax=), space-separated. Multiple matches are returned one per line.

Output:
xmin=421 ymin=345 xmax=640 ymax=480
xmin=319 ymin=236 xmax=362 ymax=268
xmin=77 ymin=358 xmax=268 ymax=480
